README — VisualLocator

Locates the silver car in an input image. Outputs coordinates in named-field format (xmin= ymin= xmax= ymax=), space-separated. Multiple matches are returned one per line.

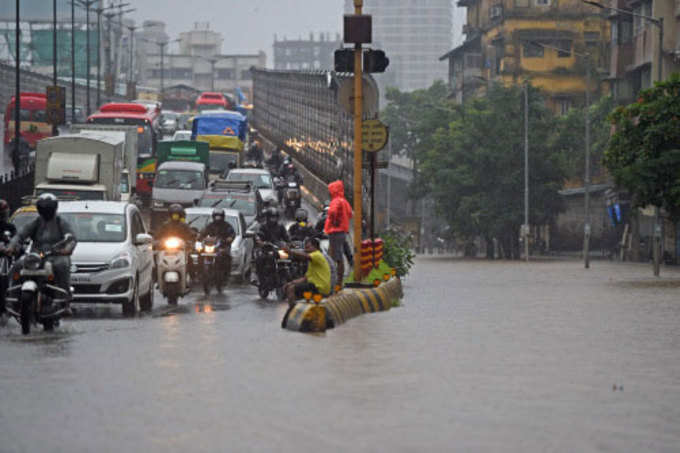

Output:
xmin=185 ymin=207 xmax=254 ymax=282
xmin=223 ymin=168 xmax=277 ymax=204
xmin=59 ymin=201 xmax=155 ymax=315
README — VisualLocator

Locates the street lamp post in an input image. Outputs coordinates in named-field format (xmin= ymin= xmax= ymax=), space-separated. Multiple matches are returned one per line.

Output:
xmin=74 ymin=0 xmax=97 ymax=116
xmin=524 ymin=82 xmax=529 ymax=262
xmin=52 ymin=0 xmax=58 ymax=136
xmin=70 ymin=0 xmax=75 ymax=122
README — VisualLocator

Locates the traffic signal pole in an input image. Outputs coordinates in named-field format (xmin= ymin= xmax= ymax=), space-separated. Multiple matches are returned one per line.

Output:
xmin=352 ymin=0 xmax=364 ymax=282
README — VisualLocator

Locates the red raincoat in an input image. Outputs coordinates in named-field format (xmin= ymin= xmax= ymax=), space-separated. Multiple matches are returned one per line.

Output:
xmin=324 ymin=180 xmax=352 ymax=234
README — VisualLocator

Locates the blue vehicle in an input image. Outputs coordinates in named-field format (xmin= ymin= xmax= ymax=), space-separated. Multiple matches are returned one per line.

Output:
xmin=192 ymin=110 xmax=248 ymax=177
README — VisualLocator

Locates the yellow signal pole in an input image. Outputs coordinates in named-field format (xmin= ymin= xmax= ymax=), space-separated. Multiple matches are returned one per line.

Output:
xmin=352 ymin=0 xmax=364 ymax=281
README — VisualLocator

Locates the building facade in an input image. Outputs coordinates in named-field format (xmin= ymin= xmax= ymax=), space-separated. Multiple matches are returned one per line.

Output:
xmin=344 ymin=0 xmax=454 ymax=92
xmin=273 ymin=33 xmax=342 ymax=70
xmin=442 ymin=0 xmax=611 ymax=113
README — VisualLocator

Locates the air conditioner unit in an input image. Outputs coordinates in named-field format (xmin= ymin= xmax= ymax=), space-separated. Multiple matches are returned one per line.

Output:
xmin=490 ymin=5 xmax=503 ymax=19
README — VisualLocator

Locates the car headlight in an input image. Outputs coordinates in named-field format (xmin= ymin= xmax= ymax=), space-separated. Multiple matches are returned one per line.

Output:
xmin=278 ymin=250 xmax=289 ymax=260
xmin=205 ymin=245 xmax=216 ymax=254
xmin=153 ymin=200 xmax=164 ymax=208
xmin=110 ymin=252 xmax=131 ymax=269
xmin=24 ymin=253 xmax=42 ymax=271
xmin=195 ymin=241 xmax=203 ymax=252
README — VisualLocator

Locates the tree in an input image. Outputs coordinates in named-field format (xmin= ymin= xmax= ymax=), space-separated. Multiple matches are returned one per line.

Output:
xmin=604 ymin=74 xmax=680 ymax=220
xmin=552 ymin=96 xmax=616 ymax=183
xmin=419 ymin=83 xmax=566 ymax=258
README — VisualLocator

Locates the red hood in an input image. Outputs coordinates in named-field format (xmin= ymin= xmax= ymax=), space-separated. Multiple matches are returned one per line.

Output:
xmin=328 ymin=180 xmax=345 ymax=199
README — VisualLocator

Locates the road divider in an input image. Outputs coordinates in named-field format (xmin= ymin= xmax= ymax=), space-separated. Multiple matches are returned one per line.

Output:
xmin=282 ymin=277 xmax=403 ymax=333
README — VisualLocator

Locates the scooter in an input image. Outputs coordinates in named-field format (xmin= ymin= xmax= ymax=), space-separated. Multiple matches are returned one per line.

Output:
xmin=6 ymin=235 xmax=73 ymax=334
xmin=156 ymin=236 xmax=189 ymax=305
xmin=282 ymin=179 xmax=301 ymax=219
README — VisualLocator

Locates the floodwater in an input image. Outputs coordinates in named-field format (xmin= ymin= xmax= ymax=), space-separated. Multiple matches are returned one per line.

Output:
xmin=1 ymin=258 xmax=679 ymax=452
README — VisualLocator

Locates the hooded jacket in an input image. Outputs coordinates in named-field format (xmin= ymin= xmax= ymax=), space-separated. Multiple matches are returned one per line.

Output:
xmin=324 ymin=180 xmax=352 ymax=234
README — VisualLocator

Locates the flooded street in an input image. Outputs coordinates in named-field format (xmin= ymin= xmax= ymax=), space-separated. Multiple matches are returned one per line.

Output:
xmin=1 ymin=257 xmax=680 ymax=452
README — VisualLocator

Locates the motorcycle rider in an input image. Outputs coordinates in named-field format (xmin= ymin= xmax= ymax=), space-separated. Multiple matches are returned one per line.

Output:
xmin=288 ymin=208 xmax=316 ymax=243
xmin=266 ymin=148 xmax=284 ymax=175
xmin=7 ymin=193 xmax=77 ymax=307
xmin=246 ymin=139 xmax=264 ymax=167
xmin=0 ymin=199 xmax=16 ymax=315
xmin=154 ymin=204 xmax=196 ymax=279
xmin=199 ymin=208 xmax=235 ymax=282
xmin=256 ymin=207 xmax=290 ymax=246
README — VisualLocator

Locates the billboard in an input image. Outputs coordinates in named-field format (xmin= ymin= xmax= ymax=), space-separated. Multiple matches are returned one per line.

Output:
xmin=0 ymin=0 xmax=96 ymax=23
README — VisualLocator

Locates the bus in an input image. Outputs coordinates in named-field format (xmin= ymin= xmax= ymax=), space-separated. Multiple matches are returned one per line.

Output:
xmin=195 ymin=92 xmax=233 ymax=113
xmin=3 ymin=92 xmax=51 ymax=149
xmin=87 ymin=102 xmax=159 ymax=204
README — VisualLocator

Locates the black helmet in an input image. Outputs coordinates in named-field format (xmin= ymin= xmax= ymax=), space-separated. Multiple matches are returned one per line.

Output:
xmin=0 ymin=199 xmax=9 ymax=222
xmin=168 ymin=203 xmax=185 ymax=221
xmin=212 ymin=208 xmax=225 ymax=221
xmin=294 ymin=208 xmax=308 ymax=223
xmin=265 ymin=207 xmax=279 ymax=225
xmin=36 ymin=193 xmax=58 ymax=221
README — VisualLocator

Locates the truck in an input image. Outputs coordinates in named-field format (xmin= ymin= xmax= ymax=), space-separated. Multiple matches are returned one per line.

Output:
xmin=191 ymin=110 xmax=247 ymax=178
xmin=70 ymin=124 xmax=139 ymax=202
xmin=33 ymin=132 xmax=124 ymax=201
xmin=150 ymin=140 xmax=210 ymax=230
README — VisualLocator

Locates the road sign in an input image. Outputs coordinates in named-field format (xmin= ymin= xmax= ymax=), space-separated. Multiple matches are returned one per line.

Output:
xmin=337 ymin=76 xmax=379 ymax=117
xmin=361 ymin=119 xmax=388 ymax=152
xmin=46 ymin=85 xmax=66 ymax=126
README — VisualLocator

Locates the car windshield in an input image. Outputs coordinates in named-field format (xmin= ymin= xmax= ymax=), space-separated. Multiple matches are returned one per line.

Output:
xmin=162 ymin=112 xmax=178 ymax=121
xmin=35 ymin=188 xmax=105 ymax=200
xmin=186 ymin=214 xmax=239 ymax=234
xmin=198 ymin=196 xmax=256 ymax=216
xmin=154 ymin=170 xmax=204 ymax=190
xmin=60 ymin=213 xmax=127 ymax=243
xmin=226 ymin=172 xmax=272 ymax=189
xmin=209 ymin=152 xmax=238 ymax=174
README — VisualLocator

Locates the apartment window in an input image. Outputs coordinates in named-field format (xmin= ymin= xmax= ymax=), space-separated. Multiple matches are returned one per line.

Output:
xmin=556 ymin=40 xmax=572 ymax=57
xmin=523 ymin=42 xmax=544 ymax=58
xmin=240 ymin=70 xmax=251 ymax=80
xmin=558 ymin=99 xmax=571 ymax=116
xmin=535 ymin=0 xmax=550 ymax=5
xmin=217 ymin=68 xmax=234 ymax=79
xmin=619 ymin=20 xmax=633 ymax=44
xmin=514 ymin=0 xmax=529 ymax=7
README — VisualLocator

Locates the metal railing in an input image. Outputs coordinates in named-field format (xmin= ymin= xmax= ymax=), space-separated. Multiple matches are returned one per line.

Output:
xmin=251 ymin=69 xmax=356 ymax=201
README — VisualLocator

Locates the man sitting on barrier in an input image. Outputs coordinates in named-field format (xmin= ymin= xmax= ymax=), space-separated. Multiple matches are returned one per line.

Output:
xmin=282 ymin=237 xmax=331 ymax=307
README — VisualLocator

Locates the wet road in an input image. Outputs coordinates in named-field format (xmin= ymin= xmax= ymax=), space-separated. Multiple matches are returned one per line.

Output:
xmin=1 ymin=257 xmax=680 ymax=452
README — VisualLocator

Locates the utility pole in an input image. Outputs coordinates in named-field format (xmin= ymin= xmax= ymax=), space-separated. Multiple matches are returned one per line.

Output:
xmin=584 ymin=60 xmax=591 ymax=269
xmin=352 ymin=0 xmax=364 ymax=280
xmin=14 ymin=0 xmax=20 ymax=152
xmin=71 ymin=0 xmax=75 ymax=122
xmin=75 ymin=0 xmax=98 ymax=114
xmin=524 ymin=82 xmax=529 ymax=262
xmin=52 ymin=0 xmax=58 ymax=136
xmin=386 ymin=137 xmax=391 ymax=227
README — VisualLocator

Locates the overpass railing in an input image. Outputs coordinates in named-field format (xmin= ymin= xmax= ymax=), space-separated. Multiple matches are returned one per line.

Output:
xmin=252 ymin=69 xmax=358 ymax=201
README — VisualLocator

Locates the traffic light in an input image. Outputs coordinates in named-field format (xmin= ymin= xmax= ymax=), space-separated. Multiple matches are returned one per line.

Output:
xmin=363 ymin=49 xmax=389 ymax=73
xmin=334 ymin=48 xmax=355 ymax=73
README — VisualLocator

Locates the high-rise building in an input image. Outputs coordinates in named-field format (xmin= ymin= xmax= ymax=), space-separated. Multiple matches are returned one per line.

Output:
xmin=273 ymin=32 xmax=342 ymax=71
xmin=344 ymin=0 xmax=454 ymax=92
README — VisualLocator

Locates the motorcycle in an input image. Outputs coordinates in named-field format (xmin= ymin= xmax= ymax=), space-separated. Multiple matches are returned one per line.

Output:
xmin=282 ymin=179 xmax=301 ymax=219
xmin=156 ymin=236 xmax=189 ymax=305
xmin=6 ymin=235 xmax=73 ymax=335
xmin=253 ymin=241 xmax=292 ymax=300
xmin=195 ymin=235 xmax=231 ymax=295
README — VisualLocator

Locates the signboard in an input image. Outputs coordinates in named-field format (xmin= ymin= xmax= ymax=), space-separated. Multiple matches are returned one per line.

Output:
xmin=46 ymin=85 xmax=65 ymax=126
xmin=337 ymin=76 xmax=379 ymax=117
xmin=361 ymin=119 xmax=388 ymax=152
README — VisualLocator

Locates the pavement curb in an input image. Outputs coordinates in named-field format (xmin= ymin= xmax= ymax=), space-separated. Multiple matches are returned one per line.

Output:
xmin=282 ymin=277 xmax=403 ymax=333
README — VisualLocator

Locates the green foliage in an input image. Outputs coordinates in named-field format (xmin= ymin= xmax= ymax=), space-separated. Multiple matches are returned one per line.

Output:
xmin=418 ymin=83 xmax=567 ymax=258
xmin=381 ymin=228 xmax=416 ymax=277
xmin=552 ymin=95 xmax=615 ymax=182
xmin=604 ymin=74 xmax=680 ymax=219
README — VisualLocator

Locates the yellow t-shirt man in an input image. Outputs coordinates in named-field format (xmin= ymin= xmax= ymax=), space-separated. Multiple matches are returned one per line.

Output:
xmin=306 ymin=250 xmax=331 ymax=296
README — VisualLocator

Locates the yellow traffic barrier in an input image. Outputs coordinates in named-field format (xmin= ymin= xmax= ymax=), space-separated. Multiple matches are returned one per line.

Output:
xmin=282 ymin=277 xmax=403 ymax=333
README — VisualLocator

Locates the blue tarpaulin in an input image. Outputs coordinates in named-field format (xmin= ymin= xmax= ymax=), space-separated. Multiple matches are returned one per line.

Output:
xmin=191 ymin=111 xmax=247 ymax=142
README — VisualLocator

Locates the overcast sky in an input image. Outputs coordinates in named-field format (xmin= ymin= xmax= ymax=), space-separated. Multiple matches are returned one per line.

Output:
xmin=134 ymin=0 xmax=345 ymax=62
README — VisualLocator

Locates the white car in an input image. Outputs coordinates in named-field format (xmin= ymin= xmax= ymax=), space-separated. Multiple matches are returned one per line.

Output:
xmin=185 ymin=207 xmax=254 ymax=282
xmin=161 ymin=111 xmax=179 ymax=135
xmin=171 ymin=130 xmax=192 ymax=141
xmin=60 ymin=201 xmax=155 ymax=315
xmin=223 ymin=168 xmax=277 ymax=204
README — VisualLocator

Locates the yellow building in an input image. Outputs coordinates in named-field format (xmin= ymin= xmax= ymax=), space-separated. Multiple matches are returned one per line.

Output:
xmin=441 ymin=0 xmax=611 ymax=113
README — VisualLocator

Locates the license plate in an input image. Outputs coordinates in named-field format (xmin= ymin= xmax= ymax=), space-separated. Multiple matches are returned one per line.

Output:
xmin=71 ymin=274 xmax=91 ymax=283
